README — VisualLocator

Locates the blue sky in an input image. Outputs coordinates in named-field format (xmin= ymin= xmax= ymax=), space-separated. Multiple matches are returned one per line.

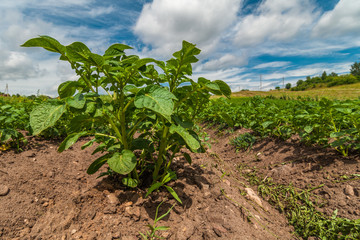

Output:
xmin=1 ymin=0 xmax=360 ymax=95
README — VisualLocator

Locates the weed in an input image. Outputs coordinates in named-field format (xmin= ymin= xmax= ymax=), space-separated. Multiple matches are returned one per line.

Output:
xmin=230 ymin=132 xmax=257 ymax=152
xmin=139 ymin=201 xmax=175 ymax=239
xmin=238 ymin=166 xmax=360 ymax=239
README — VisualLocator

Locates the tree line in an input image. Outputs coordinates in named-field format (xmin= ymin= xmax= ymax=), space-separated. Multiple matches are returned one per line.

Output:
xmin=288 ymin=62 xmax=360 ymax=91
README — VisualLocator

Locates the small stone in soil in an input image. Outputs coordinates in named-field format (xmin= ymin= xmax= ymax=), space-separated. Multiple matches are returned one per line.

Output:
xmin=125 ymin=206 xmax=140 ymax=221
xmin=344 ymin=185 xmax=355 ymax=196
xmin=245 ymin=188 xmax=263 ymax=207
xmin=104 ymin=206 xmax=117 ymax=214
xmin=107 ymin=193 xmax=120 ymax=205
xmin=213 ymin=224 xmax=227 ymax=237
xmin=0 ymin=185 xmax=9 ymax=196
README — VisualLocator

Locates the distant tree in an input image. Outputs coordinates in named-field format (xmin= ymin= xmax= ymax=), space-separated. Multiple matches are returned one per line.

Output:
xmin=275 ymin=86 xmax=280 ymax=90
xmin=329 ymin=72 xmax=338 ymax=77
xmin=321 ymin=71 xmax=327 ymax=80
xmin=285 ymin=83 xmax=291 ymax=89
xmin=296 ymin=79 xmax=304 ymax=86
xmin=350 ymin=62 xmax=360 ymax=76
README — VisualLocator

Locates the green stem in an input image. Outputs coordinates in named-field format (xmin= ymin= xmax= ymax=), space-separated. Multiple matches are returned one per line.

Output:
xmin=107 ymin=115 xmax=123 ymax=144
xmin=94 ymin=133 xmax=117 ymax=140
xmin=153 ymin=125 xmax=169 ymax=181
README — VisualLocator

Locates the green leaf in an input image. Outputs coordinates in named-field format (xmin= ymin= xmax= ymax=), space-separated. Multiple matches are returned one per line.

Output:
xmin=21 ymin=35 xmax=65 ymax=54
xmin=164 ymin=186 xmax=182 ymax=204
xmin=89 ymin=53 xmax=104 ymax=67
xmin=30 ymin=103 xmax=66 ymax=135
xmin=67 ymin=93 xmax=86 ymax=109
xmin=87 ymin=154 xmax=111 ymax=174
xmin=330 ymin=132 xmax=345 ymax=138
xmin=304 ymin=126 xmax=313 ymax=134
xmin=161 ymin=170 xmax=177 ymax=184
xmin=58 ymin=81 xmax=77 ymax=98
xmin=122 ymin=177 xmax=139 ymax=188
xmin=154 ymin=226 xmax=170 ymax=231
xmin=107 ymin=150 xmax=137 ymax=175
xmin=66 ymin=42 xmax=91 ymax=63
xmin=205 ymin=82 xmax=220 ymax=91
xmin=145 ymin=182 xmax=163 ymax=198
xmin=135 ymin=86 xmax=177 ymax=122
xmin=104 ymin=43 xmax=133 ymax=57
xmin=133 ymin=58 xmax=156 ymax=69
xmin=262 ymin=121 xmax=273 ymax=129
xmin=183 ymin=152 xmax=192 ymax=165
xmin=214 ymin=80 xmax=231 ymax=98
xmin=220 ymin=113 xmax=234 ymax=127
xmin=169 ymin=124 xmax=200 ymax=152
xmin=58 ymin=131 xmax=87 ymax=152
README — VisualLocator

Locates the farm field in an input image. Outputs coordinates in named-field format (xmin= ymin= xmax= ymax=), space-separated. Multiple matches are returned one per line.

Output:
xmin=1 ymin=94 xmax=360 ymax=239
xmin=231 ymin=82 xmax=360 ymax=100
xmin=0 ymin=123 xmax=359 ymax=239
xmin=1 ymin=36 xmax=360 ymax=239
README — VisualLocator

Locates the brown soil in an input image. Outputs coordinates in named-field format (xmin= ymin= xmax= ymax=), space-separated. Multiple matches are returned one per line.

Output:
xmin=0 ymin=128 xmax=359 ymax=240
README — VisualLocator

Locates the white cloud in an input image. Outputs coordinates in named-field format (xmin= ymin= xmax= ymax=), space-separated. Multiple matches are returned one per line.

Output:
xmin=312 ymin=0 xmax=360 ymax=38
xmin=134 ymin=0 xmax=241 ymax=56
xmin=201 ymin=54 xmax=248 ymax=71
xmin=253 ymin=61 xmax=291 ymax=69
xmin=0 ymin=1 xmax=116 ymax=95
xmin=233 ymin=0 xmax=317 ymax=47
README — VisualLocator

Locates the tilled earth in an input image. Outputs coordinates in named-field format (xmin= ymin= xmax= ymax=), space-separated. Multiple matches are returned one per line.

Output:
xmin=0 ymin=128 xmax=359 ymax=239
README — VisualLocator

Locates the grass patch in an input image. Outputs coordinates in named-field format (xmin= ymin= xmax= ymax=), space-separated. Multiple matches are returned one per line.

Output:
xmin=238 ymin=166 xmax=360 ymax=239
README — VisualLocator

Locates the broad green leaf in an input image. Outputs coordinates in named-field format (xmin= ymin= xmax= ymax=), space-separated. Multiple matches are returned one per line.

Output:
xmin=58 ymin=81 xmax=77 ymax=98
xmin=89 ymin=53 xmax=104 ymax=67
xmin=220 ymin=113 xmax=234 ymax=127
xmin=21 ymin=35 xmax=65 ymax=54
xmin=107 ymin=150 xmax=137 ymax=175
xmin=304 ymin=126 xmax=313 ymax=134
xmin=133 ymin=58 xmax=156 ymax=69
xmin=30 ymin=103 xmax=66 ymax=135
xmin=58 ymin=131 xmax=87 ymax=152
xmin=214 ymin=80 xmax=231 ymax=98
xmin=169 ymin=124 xmax=200 ymax=152
xmin=104 ymin=43 xmax=133 ymax=57
xmin=262 ymin=121 xmax=273 ymax=129
xmin=66 ymin=42 xmax=91 ymax=63
xmin=164 ymin=185 xmax=182 ymax=204
xmin=122 ymin=177 xmax=139 ymax=188
xmin=205 ymin=82 xmax=220 ymax=91
xmin=124 ymin=85 xmax=140 ymax=94
xmin=134 ymin=86 xmax=177 ymax=122
xmin=330 ymin=132 xmax=345 ymax=138
xmin=67 ymin=93 xmax=86 ymax=109
xmin=87 ymin=154 xmax=111 ymax=174
xmin=145 ymin=182 xmax=163 ymax=198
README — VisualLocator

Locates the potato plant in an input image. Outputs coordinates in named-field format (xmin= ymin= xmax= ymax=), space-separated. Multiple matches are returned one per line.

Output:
xmin=22 ymin=36 xmax=230 ymax=201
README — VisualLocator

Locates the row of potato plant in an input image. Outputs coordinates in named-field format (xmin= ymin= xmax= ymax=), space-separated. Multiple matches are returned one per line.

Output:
xmin=200 ymin=96 xmax=360 ymax=156
xmin=21 ymin=36 xmax=231 ymax=202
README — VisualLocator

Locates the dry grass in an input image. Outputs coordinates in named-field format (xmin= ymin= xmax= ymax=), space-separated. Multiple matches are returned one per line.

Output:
xmin=230 ymin=82 xmax=360 ymax=100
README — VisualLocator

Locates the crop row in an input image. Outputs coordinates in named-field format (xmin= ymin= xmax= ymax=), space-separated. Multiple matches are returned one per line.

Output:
xmin=199 ymin=96 xmax=360 ymax=156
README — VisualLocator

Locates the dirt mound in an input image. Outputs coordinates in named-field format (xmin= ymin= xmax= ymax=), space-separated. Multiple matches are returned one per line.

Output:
xmin=1 ymin=128 xmax=358 ymax=239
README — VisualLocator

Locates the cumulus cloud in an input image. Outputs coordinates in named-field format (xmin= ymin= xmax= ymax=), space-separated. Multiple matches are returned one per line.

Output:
xmin=133 ymin=0 xmax=241 ymax=56
xmin=312 ymin=0 xmax=360 ymax=38
xmin=0 ymin=0 xmax=116 ymax=95
xmin=201 ymin=54 xmax=248 ymax=71
xmin=253 ymin=61 xmax=291 ymax=69
xmin=233 ymin=0 xmax=318 ymax=47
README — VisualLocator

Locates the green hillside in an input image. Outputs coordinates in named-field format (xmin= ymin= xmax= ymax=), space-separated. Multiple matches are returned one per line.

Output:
xmin=231 ymin=82 xmax=360 ymax=100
